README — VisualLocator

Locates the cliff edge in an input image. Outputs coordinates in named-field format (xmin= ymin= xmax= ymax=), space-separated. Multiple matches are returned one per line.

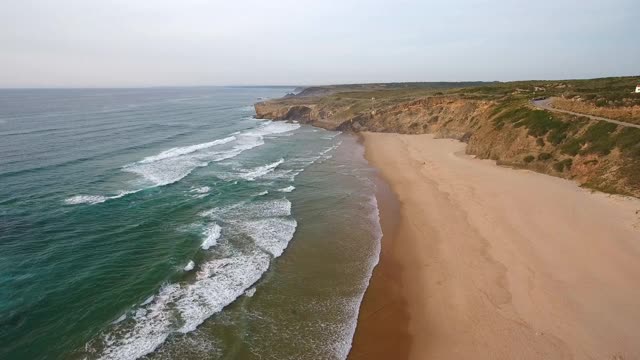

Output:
xmin=255 ymin=79 xmax=640 ymax=197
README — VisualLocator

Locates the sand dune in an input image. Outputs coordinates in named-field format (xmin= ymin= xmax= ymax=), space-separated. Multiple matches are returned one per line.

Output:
xmin=351 ymin=133 xmax=640 ymax=360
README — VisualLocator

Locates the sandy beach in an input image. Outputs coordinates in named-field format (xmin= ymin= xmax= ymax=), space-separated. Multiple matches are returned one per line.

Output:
xmin=350 ymin=132 xmax=640 ymax=360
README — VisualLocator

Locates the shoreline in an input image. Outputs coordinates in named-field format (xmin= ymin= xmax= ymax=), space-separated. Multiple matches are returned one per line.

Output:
xmin=350 ymin=132 xmax=640 ymax=359
xmin=347 ymin=149 xmax=408 ymax=360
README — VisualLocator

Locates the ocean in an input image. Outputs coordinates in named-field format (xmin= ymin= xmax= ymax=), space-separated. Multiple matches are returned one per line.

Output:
xmin=0 ymin=87 xmax=382 ymax=359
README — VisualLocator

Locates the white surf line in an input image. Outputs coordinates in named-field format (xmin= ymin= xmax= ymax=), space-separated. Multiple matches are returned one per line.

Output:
xmin=67 ymin=122 xmax=302 ymax=206
xmin=201 ymin=223 xmax=221 ymax=250
xmin=240 ymin=158 xmax=284 ymax=181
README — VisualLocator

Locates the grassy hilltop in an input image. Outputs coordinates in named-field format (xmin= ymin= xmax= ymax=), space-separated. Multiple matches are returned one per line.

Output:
xmin=291 ymin=76 xmax=640 ymax=122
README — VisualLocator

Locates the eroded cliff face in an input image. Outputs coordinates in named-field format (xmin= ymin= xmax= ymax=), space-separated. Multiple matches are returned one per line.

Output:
xmin=255 ymin=96 xmax=640 ymax=197
xmin=255 ymin=103 xmax=315 ymax=123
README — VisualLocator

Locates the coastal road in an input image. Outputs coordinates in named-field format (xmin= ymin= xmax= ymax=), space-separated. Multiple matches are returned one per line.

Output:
xmin=532 ymin=97 xmax=640 ymax=129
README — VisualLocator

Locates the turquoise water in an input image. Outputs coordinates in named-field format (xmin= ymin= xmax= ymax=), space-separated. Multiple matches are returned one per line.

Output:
xmin=0 ymin=88 xmax=381 ymax=359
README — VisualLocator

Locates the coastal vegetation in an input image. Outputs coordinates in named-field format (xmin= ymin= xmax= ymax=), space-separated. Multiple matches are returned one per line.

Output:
xmin=255 ymin=76 xmax=640 ymax=197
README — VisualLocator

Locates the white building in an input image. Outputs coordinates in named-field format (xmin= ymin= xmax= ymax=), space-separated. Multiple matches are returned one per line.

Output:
xmin=636 ymin=84 xmax=640 ymax=93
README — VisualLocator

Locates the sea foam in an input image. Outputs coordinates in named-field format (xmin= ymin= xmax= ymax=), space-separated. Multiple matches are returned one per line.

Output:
xmin=64 ymin=191 xmax=133 ymax=205
xmin=199 ymin=199 xmax=298 ymax=260
xmin=122 ymin=122 xmax=296 ymax=187
xmin=239 ymin=158 xmax=284 ymax=181
xmin=83 ymin=121 xmax=308 ymax=359
xmin=112 ymin=314 xmax=127 ymax=324
xmin=183 ymin=260 xmax=195 ymax=272
xmin=64 ymin=195 xmax=110 ymax=205
xmin=277 ymin=186 xmax=295 ymax=193
xmin=337 ymin=195 xmax=384 ymax=359
xmin=138 ymin=136 xmax=236 ymax=164
xmin=190 ymin=186 xmax=210 ymax=194
xmin=200 ymin=198 xmax=292 ymax=220
xmin=93 ymin=252 xmax=271 ymax=360
xmin=66 ymin=121 xmax=300 ymax=205
xmin=241 ymin=218 xmax=297 ymax=257
xmin=201 ymin=223 xmax=221 ymax=250
xmin=242 ymin=198 xmax=292 ymax=218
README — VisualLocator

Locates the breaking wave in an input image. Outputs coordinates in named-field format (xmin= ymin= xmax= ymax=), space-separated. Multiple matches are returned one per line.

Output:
xmin=91 ymin=252 xmax=271 ymax=360
xmin=64 ymin=191 xmax=134 ymax=205
xmin=277 ymin=186 xmax=295 ymax=193
xmin=201 ymin=223 xmax=221 ymax=250
xmin=138 ymin=136 xmax=236 ymax=164
xmin=241 ymin=218 xmax=297 ymax=257
xmin=76 ymin=120 xmax=356 ymax=360
xmin=239 ymin=159 xmax=284 ymax=181
xmin=65 ymin=121 xmax=300 ymax=205
xmin=88 ymin=197 xmax=298 ymax=360
xmin=183 ymin=261 xmax=195 ymax=272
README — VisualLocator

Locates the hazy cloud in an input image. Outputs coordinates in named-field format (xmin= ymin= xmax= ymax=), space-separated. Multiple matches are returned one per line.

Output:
xmin=1 ymin=0 xmax=638 ymax=87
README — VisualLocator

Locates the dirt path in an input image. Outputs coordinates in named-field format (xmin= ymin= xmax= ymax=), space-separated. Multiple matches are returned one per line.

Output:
xmin=532 ymin=97 xmax=640 ymax=129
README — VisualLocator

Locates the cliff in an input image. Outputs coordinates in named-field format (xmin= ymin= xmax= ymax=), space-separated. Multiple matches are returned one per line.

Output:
xmin=255 ymin=87 xmax=640 ymax=198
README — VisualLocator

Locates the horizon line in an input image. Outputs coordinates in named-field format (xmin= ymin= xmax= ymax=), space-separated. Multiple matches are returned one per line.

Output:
xmin=1 ymin=74 xmax=638 ymax=90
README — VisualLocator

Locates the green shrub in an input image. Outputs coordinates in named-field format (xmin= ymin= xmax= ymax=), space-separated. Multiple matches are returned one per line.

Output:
xmin=580 ymin=122 xmax=618 ymax=155
xmin=492 ymin=105 xmax=568 ymax=139
xmin=538 ymin=153 xmax=553 ymax=161
xmin=491 ymin=100 xmax=515 ymax=116
xmin=521 ymin=111 xmax=564 ymax=137
xmin=536 ymin=138 xmax=545 ymax=146
xmin=546 ymin=121 xmax=571 ymax=145
xmin=615 ymin=128 xmax=640 ymax=152
xmin=620 ymin=159 xmax=640 ymax=188
xmin=547 ymin=130 xmax=567 ymax=145
xmin=492 ymin=106 xmax=530 ymax=129
xmin=553 ymin=158 xmax=573 ymax=172
xmin=523 ymin=155 xmax=535 ymax=163
xmin=582 ymin=122 xmax=618 ymax=141
xmin=561 ymin=139 xmax=583 ymax=156
xmin=557 ymin=122 xmax=639 ymax=157
xmin=584 ymin=138 xmax=616 ymax=155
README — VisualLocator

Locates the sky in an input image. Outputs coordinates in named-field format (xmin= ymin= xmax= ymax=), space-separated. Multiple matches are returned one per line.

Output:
xmin=1 ymin=0 xmax=638 ymax=88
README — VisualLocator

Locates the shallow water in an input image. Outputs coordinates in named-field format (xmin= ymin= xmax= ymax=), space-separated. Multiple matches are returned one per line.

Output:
xmin=0 ymin=88 xmax=381 ymax=360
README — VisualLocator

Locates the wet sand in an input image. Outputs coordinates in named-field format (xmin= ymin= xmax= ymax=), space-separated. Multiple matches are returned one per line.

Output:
xmin=350 ymin=132 xmax=640 ymax=360
xmin=348 ymin=171 xmax=409 ymax=360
